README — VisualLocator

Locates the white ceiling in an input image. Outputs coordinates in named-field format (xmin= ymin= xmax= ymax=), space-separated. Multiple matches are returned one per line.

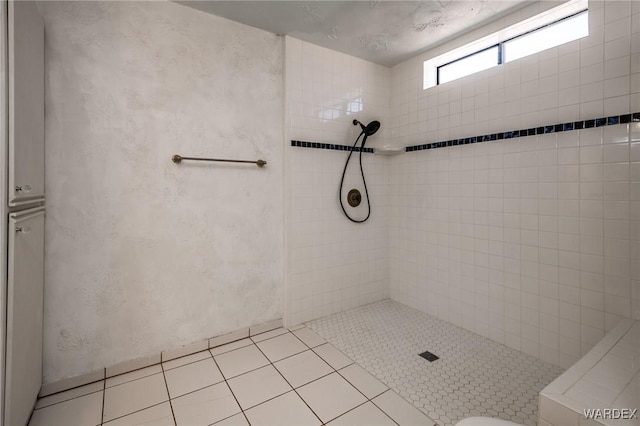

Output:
xmin=177 ymin=1 xmax=532 ymax=67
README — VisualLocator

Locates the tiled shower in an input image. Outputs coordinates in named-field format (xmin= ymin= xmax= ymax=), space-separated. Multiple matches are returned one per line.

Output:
xmin=10 ymin=0 xmax=640 ymax=424
xmin=285 ymin=37 xmax=391 ymax=325
xmin=287 ymin=0 xmax=640 ymax=370
xmin=389 ymin=0 xmax=640 ymax=370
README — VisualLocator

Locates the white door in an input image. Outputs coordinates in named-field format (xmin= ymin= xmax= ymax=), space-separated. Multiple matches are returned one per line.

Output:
xmin=8 ymin=0 xmax=44 ymax=206
xmin=5 ymin=207 xmax=45 ymax=426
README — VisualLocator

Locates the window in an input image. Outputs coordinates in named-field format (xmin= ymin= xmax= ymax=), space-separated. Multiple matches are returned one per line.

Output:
xmin=424 ymin=0 xmax=588 ymax=89
xmin=438 ymin=46 xmax=500 ymax=85
xmin=503 ymin=11 xmax=588 ymax=62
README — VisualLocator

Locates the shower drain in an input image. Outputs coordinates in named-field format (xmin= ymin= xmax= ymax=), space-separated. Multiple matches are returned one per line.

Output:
xmin=418 ymin=350 xmax=439 ymax=362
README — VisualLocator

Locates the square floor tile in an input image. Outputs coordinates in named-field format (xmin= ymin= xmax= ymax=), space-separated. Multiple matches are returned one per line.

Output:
xmin=339 ymin=364 xmax=387 ymax=399
xmin=214 ymin=345 xmax=269 ymax=379
xmin=213 ymin=413 xmax=249 ymax=425
xmin=171 ymin=382 xmax=240 ymax=426
xmin=255 ymin=332 xmax=307 ymax=362
xmin=293 ymin=327 xmax=326 ymax=348
xmin=244 ymin=391 xmax=321 ymax=426
xmin=103 ymin=373 xmax=168 ymax=422
xmin=274 ymin=350 xmax=333 ymax=388
xmin=29 ymin=391 xmax=103 ymax=426
xmin=297 ymin=372 xmax=367 ymax=423
xmin=165 ymin=358 xmax=224 ymax=398
xmin=210 ymin=338 xmax=253 ymax=356
xmin=313 ymin=344 xmax=354 ymax=370
xmin=106 ymin=365 xmax=163 ymax=388
xmin=227 ymin=365 xmax=292 ymax=410
xmin=163 ymin=350 xmax=210 ymax=371
xmin=35 ymin=381 xmax=103 ymax=409
xmin=328 ymin=402 xmax=396 ymax=426
xmin=372 ymin=391 xmax=434 ymax=426
xmin=103 ymin=402 xmax=174 ymax=426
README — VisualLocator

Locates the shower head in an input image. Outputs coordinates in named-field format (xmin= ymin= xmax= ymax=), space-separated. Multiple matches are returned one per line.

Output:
xmin=353 ymin=119 xmax=381 ymax=137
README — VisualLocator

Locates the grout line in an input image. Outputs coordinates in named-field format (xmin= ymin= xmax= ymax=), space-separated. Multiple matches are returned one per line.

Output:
xmin=209 ymin=339 xmax=254 ymax=357
xmin=369 ymin=390 xmax=401 ymax=426
xmin=237 ymin=386 xmax=292 ymax=413
xmin=101 ymin=401 xmax=170 ymax=425
xmin=160 ymin=361 xmax=178 ymax=426
xmin=210 ymin=355 xmax=251 ymax=426
xmin=163 ymin=379 xmax=226 ymax=402
xmin=214 ymin=338 xmax=312 ymax=381
xmin=250 ymin=337 xmax=324 ymax=425
xmin=218 ymin=362 xmax=270 ymax=382
xmin=208 ymin=332 xmax=251 ymax=351
xmin=34 ymin=387 xmax=104 ymax=410
xmin=37 ymin=378 xmax=106 ymax=400
xmin=205 ymin=411 xmax=243 ymax=426
xmin=309 ymin=343 xmax=355 ymax=370
xmin=249 ymin=328 xmax=290 ymax=345
xmin=249 ymin=328 xmax=289 ymax=343
xmin=279 ymin=362 xmax=335 ymax=390
xmin=250 ymin=330 xmax=408 ymax=426
xmin=100 ymin=372 xmax=106 ymax=425
xmin=105 ymin=370 xmax=164 ymax=390
xmin=322 ymin=399 xmax=370 ymax=425
xmin=334 ymin=364 xmax=385 ymax=402
xmin=162 ymin=353 xmax=213 ymax=373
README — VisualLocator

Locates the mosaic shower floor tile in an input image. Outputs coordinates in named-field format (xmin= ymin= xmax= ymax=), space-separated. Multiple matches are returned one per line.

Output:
xmin=307 ymin=299 xmax=564 ymax=426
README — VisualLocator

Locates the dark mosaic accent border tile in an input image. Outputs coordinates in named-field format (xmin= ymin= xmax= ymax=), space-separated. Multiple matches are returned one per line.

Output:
xmin=405 ymin=112 xmax=640 ymax=152
xmin=291 ymin=140 xmax=374 ymax=153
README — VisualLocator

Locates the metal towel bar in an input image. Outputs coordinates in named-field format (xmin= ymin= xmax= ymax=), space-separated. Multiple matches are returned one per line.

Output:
xmin=171 ymin=154 xmax=266 ymax=168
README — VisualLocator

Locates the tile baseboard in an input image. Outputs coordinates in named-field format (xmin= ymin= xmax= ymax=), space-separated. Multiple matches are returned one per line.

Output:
xmin=39 ymin=318 xmax=283 ymax=397
xmin=209 ymin=327 xmax=250 ymax=348
xmin=249 ymin=318 xmax=283 ymax=336
xmin=161 ymin=339 xmax=209 ymax=363
xmin=106 ymin=353 xmax=161 ymax=379
xmin=39 ymin=369 xmax=105 ymax=397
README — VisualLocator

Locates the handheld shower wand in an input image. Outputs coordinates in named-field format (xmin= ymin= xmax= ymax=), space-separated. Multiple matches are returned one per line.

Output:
xmin=339 ymin=120 xmax=381 ymax=223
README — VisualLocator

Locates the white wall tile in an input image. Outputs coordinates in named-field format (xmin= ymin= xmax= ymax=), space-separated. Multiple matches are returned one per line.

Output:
xmin=285 ymin=37 xmax=390 ymax=326
xmin=388 ymin=0 xmax=638 ymax=366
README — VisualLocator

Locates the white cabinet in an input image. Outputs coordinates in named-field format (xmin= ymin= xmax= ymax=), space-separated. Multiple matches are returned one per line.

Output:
xmin=2 ymin=1 xmax=46 ymax=424
xmin=8 ymin=0 xmax=44 ymax=206
xmin=5 ymin=207 xmax=45 ymax=426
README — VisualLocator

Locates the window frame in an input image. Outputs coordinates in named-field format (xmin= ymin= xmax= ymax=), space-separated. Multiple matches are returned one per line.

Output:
xmin=435 ymin=9 xmax=588 ymax=86
xmin=436 ymin=44 xmax=503 ymax=86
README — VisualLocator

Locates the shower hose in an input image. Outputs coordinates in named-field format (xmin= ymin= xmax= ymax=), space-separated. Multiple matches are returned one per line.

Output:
xmin=339 ymin=131 xmax=371 ymax=223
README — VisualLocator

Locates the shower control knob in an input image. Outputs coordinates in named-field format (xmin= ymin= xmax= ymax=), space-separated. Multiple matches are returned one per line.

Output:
xmin=348 ymin=189 xmax=362 ymax=207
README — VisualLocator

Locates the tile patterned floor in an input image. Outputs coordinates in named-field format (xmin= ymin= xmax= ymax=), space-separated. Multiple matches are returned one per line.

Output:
xmin=29 ymin=325 xmax=436 ymax=426
xmin=307 ymin=299 xmax=565 ymax=426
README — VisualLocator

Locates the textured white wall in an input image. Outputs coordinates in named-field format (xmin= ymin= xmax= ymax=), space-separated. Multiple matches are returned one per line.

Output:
xmin=284 ymin=37 xmax=391 ymax=325
xmin=388 ymin=0 xmax=640 ymax=369
xmin=40 ymin=1 xmax=283 ymax=383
